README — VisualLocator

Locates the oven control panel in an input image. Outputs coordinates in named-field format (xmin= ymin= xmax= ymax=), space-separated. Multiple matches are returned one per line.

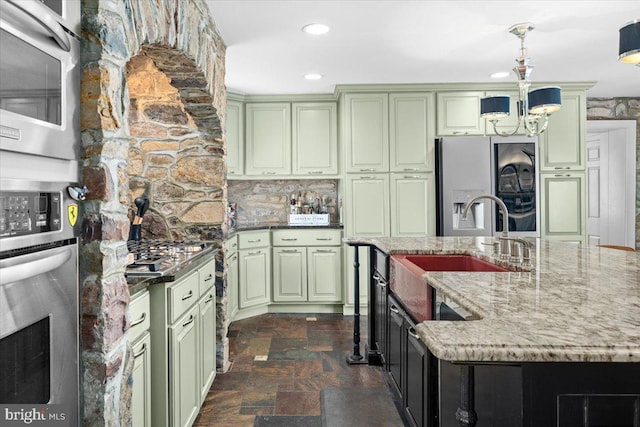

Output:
xmin=0 ymin=191 xmax=62 ymax=238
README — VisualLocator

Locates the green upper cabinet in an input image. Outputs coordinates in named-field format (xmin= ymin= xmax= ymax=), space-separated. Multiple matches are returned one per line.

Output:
xmin=539 ymin=90 xmax=586 ymax=171
xmin=483 ymin=90 xmax=526 ymax=136
xmin=436 ymin=91 xmax=485 ymax=136
xmin=226 ymin=100 xmax=244 ymax=177
xmin=292 ymin=102 xmax=338 ymax=176
xmin=245 ymin=102 xmax=291 ymax=176
xmin=389 ymin=93 xmax=435 ymax=173
xmin=343 ymin=93 xmax=389 ymax=173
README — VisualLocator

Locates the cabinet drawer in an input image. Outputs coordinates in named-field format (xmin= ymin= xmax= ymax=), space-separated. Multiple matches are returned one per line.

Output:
xmin=224 ymin=235 xmax=238 ymax=258
xmin=168 ymin=270 xmax=200 ymax=324
xmin=199 ymin=258 xmax=216 ymax=295
xmin=272 ymin=229 xmax=342 ymax=246
xmin=128 ymin=290 xmax=150 ymax=343
xmin=238 ymin=230 xmax=270 ymax=249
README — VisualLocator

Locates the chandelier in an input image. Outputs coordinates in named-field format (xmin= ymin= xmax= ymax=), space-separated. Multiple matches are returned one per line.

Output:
xmin=481 ymin=23 xmax=561 ymax=137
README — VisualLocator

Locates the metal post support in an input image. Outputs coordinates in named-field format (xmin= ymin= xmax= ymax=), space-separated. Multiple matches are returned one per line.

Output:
xmin=455 ymin=365 xmax=478 ymax=427
xmin=347 ymin=244 xmax=366 ymax=364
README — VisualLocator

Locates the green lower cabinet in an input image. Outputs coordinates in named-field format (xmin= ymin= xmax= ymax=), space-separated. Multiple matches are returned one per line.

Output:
xmin=272 ymin=246 xmax=342 ymax=303
xmin=307 ymin=247 xmax=341 ymax=302
xmin=273 ymin=247 xmax=308 ymax=302
xmin=170 ymin=305 xmax=200 ymax=427
xmin=239 ymin=248 xmax=271 ymax=308
xmin=131 ymin=332 xmax=152 ymax=427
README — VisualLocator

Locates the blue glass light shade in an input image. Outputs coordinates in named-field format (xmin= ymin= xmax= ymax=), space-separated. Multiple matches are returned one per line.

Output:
xmin=481 ymin=96 xmax=510 ymax=119
xmin=528 ymin=86 xmax=561 ymax=115
xmin=619 ymin=19 xmax=640 ymax=64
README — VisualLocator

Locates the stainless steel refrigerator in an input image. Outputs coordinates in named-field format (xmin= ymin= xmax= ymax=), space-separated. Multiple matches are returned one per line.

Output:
xmin=436 ymin=136 xmax=539 ymax=237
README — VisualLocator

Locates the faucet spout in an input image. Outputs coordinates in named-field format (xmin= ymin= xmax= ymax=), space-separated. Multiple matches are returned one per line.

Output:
xmin=462 ymin=194 xmax=510 ymax=237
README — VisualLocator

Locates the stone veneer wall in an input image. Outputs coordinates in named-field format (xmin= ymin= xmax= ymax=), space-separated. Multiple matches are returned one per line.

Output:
xmin=586 ymin=97 xmax=640 ymax=249
xmin=80 ymin=1 xmax=226 ymax=425
xmin=228 ymin=180 xmax=340 ymax=227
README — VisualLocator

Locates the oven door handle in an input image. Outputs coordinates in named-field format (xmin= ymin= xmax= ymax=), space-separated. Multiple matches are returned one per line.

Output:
xmin=5 ymin=0 xmax=71 ymax=52
xmin=0 ymin=248 xmax=72 ymax=285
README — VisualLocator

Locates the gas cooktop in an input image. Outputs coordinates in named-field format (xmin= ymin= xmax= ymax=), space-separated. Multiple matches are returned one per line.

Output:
xmin=126 ymin=240 xmax=216 ymax=278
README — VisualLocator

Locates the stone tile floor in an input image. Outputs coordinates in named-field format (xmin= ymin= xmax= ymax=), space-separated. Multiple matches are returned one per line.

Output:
xmin=193 ymin=313 xmax=404 ymax=427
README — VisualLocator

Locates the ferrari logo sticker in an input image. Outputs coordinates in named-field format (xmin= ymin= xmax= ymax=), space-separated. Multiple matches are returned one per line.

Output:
xmin=68 ymin=204 xmax=78 ymax=226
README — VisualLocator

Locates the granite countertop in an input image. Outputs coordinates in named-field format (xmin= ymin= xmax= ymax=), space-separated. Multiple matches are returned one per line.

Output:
xmin=127 ymin=247 xmax=219 ymax=295
xmin=343 ymin=236 xmax=640 ymax=363
xmin=228 ymin=222 xmax=343 ymax=236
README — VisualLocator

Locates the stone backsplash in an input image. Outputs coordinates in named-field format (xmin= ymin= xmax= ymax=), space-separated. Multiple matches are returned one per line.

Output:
xmin=228 ymin=179 xmax=340 ymax=227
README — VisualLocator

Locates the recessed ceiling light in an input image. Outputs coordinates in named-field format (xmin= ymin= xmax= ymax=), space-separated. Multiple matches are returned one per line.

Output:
xmin=490 ymin=71 xmax=510 ymax=79
xmin=302 ymin=23 xmax=330 ymax=35
xmin=304 ymin=73 xmax=323 ymax=80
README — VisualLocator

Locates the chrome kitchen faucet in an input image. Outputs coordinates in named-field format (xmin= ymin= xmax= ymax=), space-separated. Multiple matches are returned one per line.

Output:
xmin=462 ymin=194 xmax=511 ymax=258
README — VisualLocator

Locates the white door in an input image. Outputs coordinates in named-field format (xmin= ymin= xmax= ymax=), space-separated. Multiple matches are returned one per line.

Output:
xmin=586 ymin=121 xmax=636 ymax=248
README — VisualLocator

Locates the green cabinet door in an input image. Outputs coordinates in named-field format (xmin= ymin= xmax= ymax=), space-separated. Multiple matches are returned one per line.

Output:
xmin=540 ymin=173 xmax=586 ymax=242
xmin=239 ymin=248 xmax=271 ymax=308
xmin=170 ymin=305 xmax=200 ymax=427
xmin=345 ymin=174 xmax=390 ymax=237
xmin=245 ymin=103 xmax=291 ymax=176
xmin=199 ymin=290 xmax=216 ymax=403
xmin=272 ymin=247 xmax=307 ymax=302
xmin=436 ymin=91 xmax=485 ymax=136
xmin=131 ymin=332 xmax=152 ymax=427
xmin=226 ymin=100 xmax=244 ymax=177
xmin=390 ymin=173 xmax=435 ymax=237
xmin=539 ymin=91 xmax=586 ymax=171
xmin=292 ymin=102 xmax=338 ymax=176
xmin=389 ymin=93 xmax=435 ymax=172
xmin=343 ymin=93 xmax=389 ymax=172
xmin=307 ymin=247 xmax=342 ymax=302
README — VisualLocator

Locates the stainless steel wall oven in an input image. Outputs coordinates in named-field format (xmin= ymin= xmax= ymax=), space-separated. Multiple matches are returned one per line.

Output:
xmin=0 ymin=179 xmax=79 ymax=426
xmin=0 ymin=0 xmax=80 ymax=160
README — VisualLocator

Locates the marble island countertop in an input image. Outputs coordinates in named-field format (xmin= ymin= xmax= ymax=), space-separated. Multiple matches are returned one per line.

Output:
xmin=343 ymin=236 xmax=640 ymax=363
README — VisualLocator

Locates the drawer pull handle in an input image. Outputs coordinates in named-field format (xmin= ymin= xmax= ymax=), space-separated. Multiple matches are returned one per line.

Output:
xmin=360 ymin=176 xmax=376 ymax=180
xmin=372 ymin=273 xmax=381 ymax=281
xmin=130 ymin=312 xmax=146 ymax=327
xmin=389 ymin=305 xmax=400 ymax=314
xmin=204 ymin=274 xmax=213 ymax=282
xmin=248 ymin=250 xmax=261 ymax=255
xmin=452 ymin=131 xmax=469 ymax=135
xmin=554 ymin=167 xmax=571 ymax=170
xmin=554 ymin=174 xmax=572 ymax=177
xmin=403 ymin=168 xmax=421 ymax=171
xmin=315 ymin=249 xmax=333 ymax=253
xmin=359 ymin=168 xmax=376 ymax=172
xmin=308 ymin=171 xmax=323 ymax=174
xmin=316 ymin=237 xmax=332 ymax=241
xmin=408 ymin=326 xmax=420 ymax=341
xmin=232 ymin=243 xmax=237 ymax=247
xmin=183 ymin=315 xmax=194 ymax=327
xmin=404 ymin=175 xmax=422 ymax=179
xmin=230 ymin=255 xmax=237 ymax=262
xmin=282 ymin=238 xmax=298 ymax=241
xmin=133 ymin=343 xmax=147 ymax=359
xmin=205 ymin=295 xmax=214 ymax=304
xmin=182 ymin=290 xmax=193 ymax=301
xmin=247 ymin=239 xmax=261 ymax=243
xmin=282 ymin=249 xmax=299 ymax=253
xmin=262 ymin=171 xmax=277 ymax=175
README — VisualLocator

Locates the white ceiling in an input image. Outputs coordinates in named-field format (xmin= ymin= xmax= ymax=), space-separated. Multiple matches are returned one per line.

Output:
xmin=205 ymin=1 xmax=639 ymax=97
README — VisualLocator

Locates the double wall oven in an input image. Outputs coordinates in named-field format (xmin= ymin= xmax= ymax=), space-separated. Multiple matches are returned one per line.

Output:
xmin=1 ymin=1 xmax=81 ymax=425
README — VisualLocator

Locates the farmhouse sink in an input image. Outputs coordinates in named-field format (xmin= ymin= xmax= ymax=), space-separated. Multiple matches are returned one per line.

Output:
xmin=390 ymin=255 xmax=508 ymax=322
xmin=401 ymin=254 xmax=509 ymax=273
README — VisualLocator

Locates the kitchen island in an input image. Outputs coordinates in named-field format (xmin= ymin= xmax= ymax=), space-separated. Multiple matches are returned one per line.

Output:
xmin=344 ymin=236 xmax=640 ymax=427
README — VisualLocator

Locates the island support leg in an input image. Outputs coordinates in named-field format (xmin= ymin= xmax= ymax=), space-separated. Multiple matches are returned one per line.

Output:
xmin=347 ymin=245 xmax=366 ymax=364
xmin=456 ymin=365 xmax=478 ymax=427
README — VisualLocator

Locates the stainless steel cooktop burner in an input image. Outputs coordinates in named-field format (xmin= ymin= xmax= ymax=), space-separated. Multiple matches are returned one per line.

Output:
xmin=126 ymin=240 xmax=214 ymax=277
